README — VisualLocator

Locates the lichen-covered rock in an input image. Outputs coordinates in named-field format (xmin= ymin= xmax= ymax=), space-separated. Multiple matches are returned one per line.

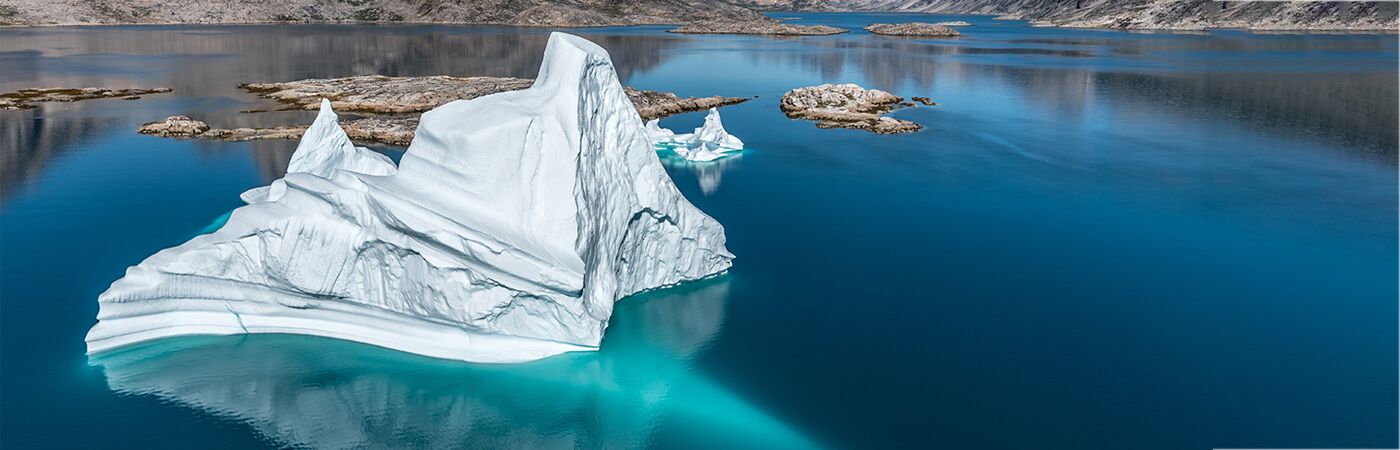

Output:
xmin=670 ymin=20 xmax=848 ymax=35
xmin=240 ymin=76 xmax=537 ymax=114
xmin=202 ymin=126 xmax=308 ymax=142
xmin=135 ymin=114 xmax=420 ymax=145
xmin=240 ymin=75 xmax=748 ymax=120
xmin=780 ymin=83 xmax=923 ymax=134
xmin=623 ymin=88 xmax=749 ymax=121
xmin=1 ymin=87 xmax=172 ymax=109
xmin=341 ymin=117 xmax=418 ymax=146
xmin=137 ymin=116 xmax=211 ymax=137
xmin=863 ymin=23 xmax=961 ymax=36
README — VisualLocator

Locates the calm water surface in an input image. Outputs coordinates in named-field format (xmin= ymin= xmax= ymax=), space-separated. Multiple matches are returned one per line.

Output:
xmin=2 ymin=13 xmax=1396 ymax=449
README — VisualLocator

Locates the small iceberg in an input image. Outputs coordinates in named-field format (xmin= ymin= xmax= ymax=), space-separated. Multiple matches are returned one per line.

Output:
xmin=647 ymin=108 xmax=744 ymax=162
xmin=86 ymin=33 xmax=734 ymax=364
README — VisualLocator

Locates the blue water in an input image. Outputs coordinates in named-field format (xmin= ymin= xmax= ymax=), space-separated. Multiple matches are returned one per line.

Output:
xmin=2 ymin=14 xmax=1396 ymax=449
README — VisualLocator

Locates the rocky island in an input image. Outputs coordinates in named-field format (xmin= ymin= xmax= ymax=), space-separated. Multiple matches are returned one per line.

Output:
xmin=670 ymin=18 xmax=848 ymax=35
xmin=863 ymin=22 xmax=962 ymax=36
xmin=1 ymin=87 xmax=173 ymax=110
xmin=139 ymin=76 xmax=749 ymax=146
xmin=780 ymin=83 xmax=924 ymax=134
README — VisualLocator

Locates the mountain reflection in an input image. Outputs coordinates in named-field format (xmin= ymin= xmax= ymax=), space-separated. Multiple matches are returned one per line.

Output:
xmin=747 ymin=35 xmax=1397 ymax=161
xmin=0 ymin=108 xmax=122 ymax=203
xmin=90 ymin=277 xmax=820 ymax=449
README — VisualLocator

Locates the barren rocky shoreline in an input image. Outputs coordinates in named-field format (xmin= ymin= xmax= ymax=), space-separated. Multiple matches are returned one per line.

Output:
xmin=669 ymin=19 xmax=848 ymax=35
xmin=137 ymin=75 xmax=751 ymax=146
xmin=864 ymin=22 xmax=961 ymax=36
xmin=1 ymin=87 xmax=173 ymax=110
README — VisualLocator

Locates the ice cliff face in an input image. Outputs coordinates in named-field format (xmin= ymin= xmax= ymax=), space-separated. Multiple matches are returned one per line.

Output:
xmin=87 ymin=33 xmax=734 ymax=363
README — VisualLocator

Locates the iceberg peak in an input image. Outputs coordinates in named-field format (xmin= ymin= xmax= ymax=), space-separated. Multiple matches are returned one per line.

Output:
xmin=647 ymin=108 xmax=745 ymax=162
xmin=287 ymin=99 xmax=397 ymax=179
xmin=87 ymin=32 xmax=734 ymax=363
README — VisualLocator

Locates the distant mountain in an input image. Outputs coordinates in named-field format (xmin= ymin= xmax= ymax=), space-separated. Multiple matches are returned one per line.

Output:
xmin=746 ymin=0 xmax=1398 ymax=31
xmin=1 ymin=0 xmax=1392 ymax=31
xmin=0 ymin=0 xmax=767 ymax=27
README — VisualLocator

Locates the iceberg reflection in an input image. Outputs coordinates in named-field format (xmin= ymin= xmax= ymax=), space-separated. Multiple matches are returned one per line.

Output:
xmin=90 ymin=276 xmax=819 ymax=449
xmin=659 ymin=152 xmax=743 ymax=196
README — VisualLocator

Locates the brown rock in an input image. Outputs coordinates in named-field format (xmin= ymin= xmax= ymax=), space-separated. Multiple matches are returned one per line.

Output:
xmin=137 ymin=116 xmax=211 ymax=137
xmin=341 ymin=117 xmax=417 ymax=146
xmin=669 ymin=20 xmax=848 ymax=36
xmin=1 ymin=87 xmax=172 ymax=109
xmin=863 ymin=23 xmax=961 ymax=37
xmin=202 ymin=127 xmax=307 ymax=141
xmin=780 ymin=83 xmax=922 ymax=134
xmin=623 ymin=87 xmax=749 ymax=121
xmin=240 ymin=75 xmax=748 ymax=120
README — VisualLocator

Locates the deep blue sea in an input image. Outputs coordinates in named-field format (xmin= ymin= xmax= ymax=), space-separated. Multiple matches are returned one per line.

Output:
xmin=2 ymin=13 xmax=1396 ymax=449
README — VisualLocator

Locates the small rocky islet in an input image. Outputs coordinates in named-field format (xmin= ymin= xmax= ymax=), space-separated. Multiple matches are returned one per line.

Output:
xmin=669 ymin=18 xmax=848 ymax=35
xmin=0 ymin=87 xmax=173 ymax=110
xmin=864 ymin=22 xmax=962 ymax=37
xmin=780 ymin=83 xmax=928 ymax=134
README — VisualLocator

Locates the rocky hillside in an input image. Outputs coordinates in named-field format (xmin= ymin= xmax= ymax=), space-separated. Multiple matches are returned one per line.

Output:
xmin=752 ymin=0 xmax=1399 ymax=31
xmin=0 ymin=0 xmax=766 ymax=27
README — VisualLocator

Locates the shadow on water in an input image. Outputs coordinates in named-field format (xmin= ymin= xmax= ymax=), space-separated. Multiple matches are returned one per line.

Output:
xmin=87 ymin=276 xmax=822 ymax=449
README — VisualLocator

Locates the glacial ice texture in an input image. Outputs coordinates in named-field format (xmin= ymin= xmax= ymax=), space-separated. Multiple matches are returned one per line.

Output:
xmin=647 ymin=108 xmax=744 ymax=162
xmin=87 ymin=33 xmax=735 ymax=363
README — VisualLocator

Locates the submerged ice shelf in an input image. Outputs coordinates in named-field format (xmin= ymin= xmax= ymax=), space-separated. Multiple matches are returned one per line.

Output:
xmin=647 ymin=108 xmax=744 ymax=162
xmin=87 ymin=33 xmax=735 ymax=363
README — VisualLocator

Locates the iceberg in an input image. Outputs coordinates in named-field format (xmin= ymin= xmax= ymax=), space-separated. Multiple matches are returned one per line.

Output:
xmin=646 ymin=108 xmax=744 ymax=162
xmin=86 ymin=32 xmax=735 ymax=364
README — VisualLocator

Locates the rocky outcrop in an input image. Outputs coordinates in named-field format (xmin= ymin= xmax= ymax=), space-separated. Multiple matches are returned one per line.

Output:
xmin=239 ymin=75 xmax=748 ymax=120
xmin=625 ymin=89 xmax=751 ymax=121
xmin=863 ymin=22 xmax=961 ymax=36
xmin=0 ymin=87 xmax=172 ymax=110
xmin=989 ymin=0 xmax=1399 ymax=31
xmin=756 ymin=0 xmax=1397 ymax=31
xmin=142 ymin=76 xmax=747 ymax=146
xmin=141 ymin=115 xmax=414 ymax=146
xmin=240 ymin=76 xmax=537 ymax=114
xmin=0 ymin=0 xmax=769 ymax=27
xmin=936 ymin=21 xmax=973 ymax=27
xmin=780 ymin=83 xmax=923 ymax=134
xmin=669 ymin=19 xmax=848 ymax=35
xmin=136 ymin=116 xmax=211 ymax=137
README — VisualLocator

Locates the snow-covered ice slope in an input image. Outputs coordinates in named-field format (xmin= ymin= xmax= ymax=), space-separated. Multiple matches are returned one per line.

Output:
xmin=86 ymin=33 xmax=734 ymax=363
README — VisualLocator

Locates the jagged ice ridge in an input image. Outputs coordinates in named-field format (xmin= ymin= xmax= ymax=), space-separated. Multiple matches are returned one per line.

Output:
xmin=646 ymin=108 xmax=744 ymax=162
xmin=86 ymin=33 xmax=735 ymax=363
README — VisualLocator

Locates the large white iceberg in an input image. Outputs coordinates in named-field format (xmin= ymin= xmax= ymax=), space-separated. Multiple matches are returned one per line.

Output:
xmin=87 ymin=32 xmax=735 ymax=363
xmin=647 ymin=108 xmax=744 ymax=162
